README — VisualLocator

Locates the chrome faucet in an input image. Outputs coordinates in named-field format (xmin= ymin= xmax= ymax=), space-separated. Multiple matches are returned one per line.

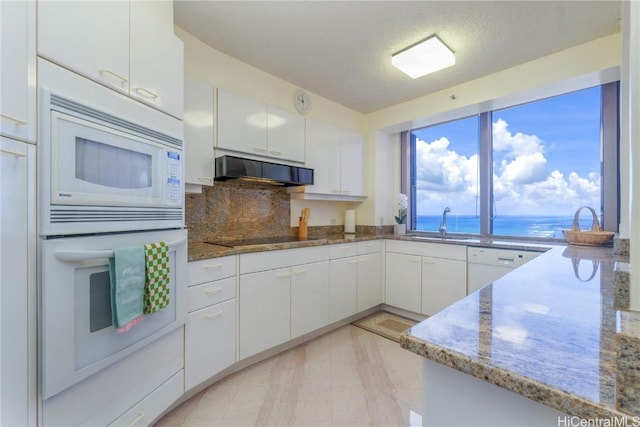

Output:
xmin=439 ymin=207 xmax=451 ymax=238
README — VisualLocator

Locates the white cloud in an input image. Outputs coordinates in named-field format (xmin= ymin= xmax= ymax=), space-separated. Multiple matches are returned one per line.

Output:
xmin=500 ymin=152 xmax=547 ymax=184
xmin=415 ymin=118 xmax=600 ymax=216
xmin=415 ymin=137 xmax=478 ymax=214
xmin=493 ymin=118 xmax=544 ymax=157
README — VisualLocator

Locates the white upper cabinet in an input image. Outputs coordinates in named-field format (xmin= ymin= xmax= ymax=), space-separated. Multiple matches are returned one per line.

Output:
xmin=1 ymin=0 xmax=36 ymax=143
xmin=303 ymin=119 xmax=341 ymax=195
xmin=267 ymin=105 xmax=305 ymax=162
xmin=340 ymin=129 xmax=365 ymax=197
xmin=37 ymin=1 xmax=183 ymax=118
xmin=217 ymin=89 xmax=268 ymax=155
xmin=184 ymin=75 xmax=215 ymax=187
xmin=37 ymin=1 xmax=130 ymax=92
xmin=294 ymin=118 xmax=365 ymax=201
xmin=129 ymin=1 xmax=184 ymax=118
xmin=217 ymin=89 xmax=305 ymax=163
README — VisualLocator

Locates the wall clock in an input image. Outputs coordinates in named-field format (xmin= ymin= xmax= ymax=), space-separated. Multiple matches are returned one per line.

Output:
xmin=295 ymin=90 xmax=311 ymax=115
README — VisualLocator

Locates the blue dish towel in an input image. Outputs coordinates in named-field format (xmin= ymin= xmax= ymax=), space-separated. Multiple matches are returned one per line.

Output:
xmin=109 ymin=245 xmax=146 ymax=333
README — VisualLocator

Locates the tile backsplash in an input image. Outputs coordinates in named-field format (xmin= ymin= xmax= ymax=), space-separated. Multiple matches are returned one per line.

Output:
xmin=186 ymin=182 xmax=291 ymax=242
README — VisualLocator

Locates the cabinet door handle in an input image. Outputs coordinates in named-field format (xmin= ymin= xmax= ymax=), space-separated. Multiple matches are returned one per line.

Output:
xmin=348 ymin=260 xmax=359 ymax=264
xmin=99 ymin=69 xmax=128 ymax=87
xmin=423 ymin=260 xmax=436 ymax=265
xmin=408 ymin=259 xmax=420 ymax=263
xmin=133 ymin=87 xmax=159 ymax=100
xmin=358 ymin=257 xmax=367 ymax=263
xmin=341 ymin=246 xmax=352 ymax=251
xmin=198 ymin=177 xmax=213 ymax=182
xmin=292 ymin=269 xmax=307 ymax=275
xmin=253 ymin=147 xmax=266 ymax=153
xmin=0 ymin=113 xmax=26 ymax=125
xmin=341 ymin=190 xmax=351 ymax=194
xmin=0 ymin=148 xmax=27 ymax=158
xmin=127 ymin=412 xmax=145 ymax=427
xmin=277 ymin=272 xmax=291 ymax=278
xmin=205 ymin=264 xmax=222 ymax=270
xmin=204 ymin=287 xmax=223 ymax=295
xmin=498 ymin=257 xmax=515 ymax=262
xmin=205 ymin=310 xmax=223 ymax=319
xmin=269 ymin=150 xmax=281 ymax=156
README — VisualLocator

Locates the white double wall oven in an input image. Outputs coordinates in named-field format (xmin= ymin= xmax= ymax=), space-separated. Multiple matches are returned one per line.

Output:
xmin=37 ymin=59 xmax=187 ymax=425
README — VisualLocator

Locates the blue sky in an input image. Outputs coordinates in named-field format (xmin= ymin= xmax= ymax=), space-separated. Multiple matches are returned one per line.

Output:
xmin=411 ymin=86 xmax=602 ymax=216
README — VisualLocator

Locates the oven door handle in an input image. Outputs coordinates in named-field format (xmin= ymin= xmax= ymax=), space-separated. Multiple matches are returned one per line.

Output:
xmin=54 ymin=237 xmax=186 ymax=262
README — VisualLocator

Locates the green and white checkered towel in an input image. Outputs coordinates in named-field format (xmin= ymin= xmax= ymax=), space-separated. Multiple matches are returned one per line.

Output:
xmin=144 ymin=242 xmax=170 ymax=314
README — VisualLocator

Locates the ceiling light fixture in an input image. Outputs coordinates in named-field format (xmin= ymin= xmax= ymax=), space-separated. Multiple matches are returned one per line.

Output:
xmin=391 ymin=35 xmax=455 ymax=79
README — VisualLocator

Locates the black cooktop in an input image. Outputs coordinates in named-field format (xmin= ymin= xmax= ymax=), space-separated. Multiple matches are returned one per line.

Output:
xmin=203 ymin=236 xmax=325 ymax=247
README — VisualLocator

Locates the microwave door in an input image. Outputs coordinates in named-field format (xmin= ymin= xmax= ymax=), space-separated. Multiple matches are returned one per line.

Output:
xmin=51 ymin=112 xmax=165 ymax=207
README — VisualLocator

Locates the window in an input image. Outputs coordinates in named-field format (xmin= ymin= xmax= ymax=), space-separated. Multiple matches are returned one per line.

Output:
xmin=407 ymin=83 xmax=619 ymax=239
xmin=410 ymin=116 xmax=480 ymax=234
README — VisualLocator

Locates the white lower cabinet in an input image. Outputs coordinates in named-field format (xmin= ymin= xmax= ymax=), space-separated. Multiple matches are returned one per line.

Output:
xmin=385 ymin=240 xmax=467 ymax=316
xmin=357 ymin=251 xmax=383 ymax=311
xmin=385 ymin=252 xmax=422 ymax=313
xmin=291 ymin=261 xmax=330 ymax=339
xmin=421 ymin=257 xmax=467 ymax=316
xmin=356 ymin=240 xmax=384 ymax=312
xmin=239 ymin=246 xmax=330 ymax=360
xmin=239 ymin=268 xmax=292 ymax=360
xmin=185 ymin=256 xmax=237 ymax=391
xmin=329 ymin=256 xmax=358 ymax=322
xmin=185 ymin=299 xmax=236 ymax=391
xmin=329 ymin=240 xmax=384 ymax=321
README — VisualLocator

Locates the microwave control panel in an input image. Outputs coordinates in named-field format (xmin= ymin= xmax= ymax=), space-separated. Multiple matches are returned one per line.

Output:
xmin=166 ymin=151 xmax=182 ymax=203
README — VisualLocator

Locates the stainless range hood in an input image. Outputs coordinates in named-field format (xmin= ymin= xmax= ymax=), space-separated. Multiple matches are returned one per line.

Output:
xmin=214 ymin=155 xmax=314 ymax=187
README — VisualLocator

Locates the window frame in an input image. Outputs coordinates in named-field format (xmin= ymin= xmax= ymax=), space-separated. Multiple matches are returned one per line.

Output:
xmin=402 ymin=81 xmax=620 ymax=239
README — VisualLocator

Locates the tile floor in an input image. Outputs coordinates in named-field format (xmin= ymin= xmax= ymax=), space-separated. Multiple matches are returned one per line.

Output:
xmin=155 ymin=325 xmax=424 ymax=426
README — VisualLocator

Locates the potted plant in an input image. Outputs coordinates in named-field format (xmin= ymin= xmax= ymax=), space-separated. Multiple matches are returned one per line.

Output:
xmin=395 ymin=193 xmax=408 ymax=234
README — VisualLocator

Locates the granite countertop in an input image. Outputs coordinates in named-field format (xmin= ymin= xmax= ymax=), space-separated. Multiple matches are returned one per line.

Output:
xmin=400 ymin=243 xmax=639 ymax=420
xmin=188 ymin=232 xmax=555 ymax=262
xmin=187 ymin=233 xmax=382 ymax=261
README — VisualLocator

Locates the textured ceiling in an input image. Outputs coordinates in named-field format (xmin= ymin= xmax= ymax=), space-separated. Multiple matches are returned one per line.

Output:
xmin=174 ymin=1 xmax=621 ymax=114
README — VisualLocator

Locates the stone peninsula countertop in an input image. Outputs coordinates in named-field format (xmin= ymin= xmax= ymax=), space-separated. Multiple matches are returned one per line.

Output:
xmin=400 ymin=243 xmax=639 ymax=421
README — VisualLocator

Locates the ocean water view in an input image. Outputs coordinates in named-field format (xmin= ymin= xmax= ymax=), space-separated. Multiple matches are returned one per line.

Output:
xmin=415 ymin=215 xmax=598 ymax=239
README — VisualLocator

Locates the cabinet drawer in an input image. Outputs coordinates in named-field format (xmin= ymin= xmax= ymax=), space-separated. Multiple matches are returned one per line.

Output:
xmin=329 ymin=243 xmax=358 ymax=259
xmin=239 ymin=245 xmax=329 ymax=274
xmin=109 ymin=370 xmax=183 ymax=427
xmin=188 ymin=276 xmax=236 ymax=312
xmin=189 ymin=256 xmax=236 ymax=286
xmin=357 ymin=240 xmax=383 ymax=254
xmin=185 ymin=299 xmax=236 ymax=391
xmin=386 ymin=239 xmax=466 ymax=261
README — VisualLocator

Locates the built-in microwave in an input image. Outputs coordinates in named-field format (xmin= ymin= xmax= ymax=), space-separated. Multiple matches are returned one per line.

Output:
xmin=39 ymin=86 xmax=184 ymax=236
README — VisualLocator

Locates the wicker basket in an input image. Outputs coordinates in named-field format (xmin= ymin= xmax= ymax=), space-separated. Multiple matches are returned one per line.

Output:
xmin=562 ymin=206 xmax=614 ymax=246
